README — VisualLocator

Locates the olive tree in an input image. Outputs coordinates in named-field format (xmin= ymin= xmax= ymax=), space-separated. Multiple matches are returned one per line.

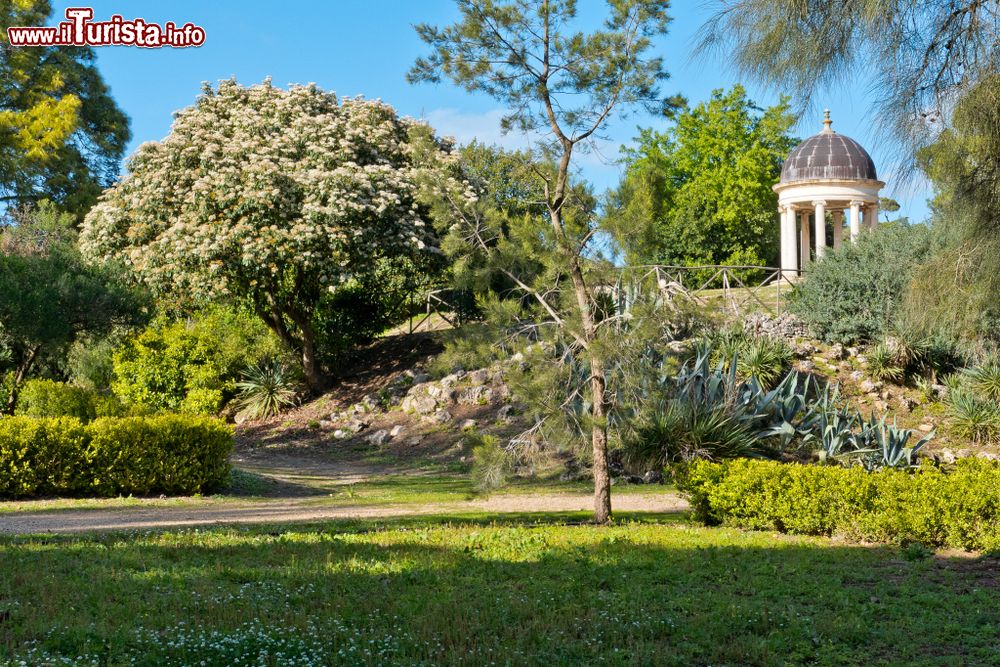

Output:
xmin=81 ymin=79 xmax=448 ymax=392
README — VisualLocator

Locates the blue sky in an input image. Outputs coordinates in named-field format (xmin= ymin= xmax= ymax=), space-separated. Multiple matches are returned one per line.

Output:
xmin=65 ymin=0 xmax=930 ymax=222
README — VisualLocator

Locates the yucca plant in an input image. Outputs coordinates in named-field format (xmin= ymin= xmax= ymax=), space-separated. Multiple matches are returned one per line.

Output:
xmin=946 ymin=390 xmax=1000 ymax=444
xmin=233 ymin=359 xmax=299 ymax=420
xmin=868 ymin=343 xmax=905 ymax=383
xmin=621 ymin=399 xmax=759 ymax=468
xmin=740 ymin=335 xmax=793 ymax=389
xmin=964 ymin=359 xmax=1000 ymax=402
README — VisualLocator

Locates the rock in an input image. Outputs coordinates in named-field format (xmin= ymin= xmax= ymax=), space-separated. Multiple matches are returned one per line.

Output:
xmin=797 ymin=360 xmax=816 ymax=372
xmin=977 ymin=451 xmax=1000 ymax=461
xmin=793 ymin=342 xmax=817 ymax=359
xmin=440 ymin=371 xmax=465 ymax=388
xmin=918 ymin=423 xmax=934 ymax=433
xmin=847 ymin=346 xmax=860 ymax=357
xmin=365 ymin=429 xmax=391 ymax=446
xmin=389 ymin=424 xmax=405 ymax=438
xmin=425 ymin=384 xmax=444 ymax=399
xmin=898 ymin=396 xmax=917 ymax=412
xmin=957 ymin=448 xmax=972 ymax=458
xmin=412 ymin=396 xmax=438 ymax=415
xmin=856 ymin=355 xmax=868 ymax=366
xmin=828 ymin=343 xmax=846 ymax=360
xmin=403 ymin=369 xmax=431 ymax=385
xmin=875 ymin=400 xmax=889 ymax=412
xmin=642 ymin=470 xmax=664 ymax=484
xmin=510 ymin=352 xmax=525 ymax=364
xmin=859 ymin=380 xmax=883 ymax=394
xmin=940 ymin=448 xmax=957 ymax=464
xmin=849 ymin=370 xmax=864 ymax=382
xmin=406 ymin=437 xmax=422 ymax=446
xmin=743 ymin=312 xmax=808 ymax=339
xmin=332 ymin=429 xmax=350 ymax=439
xmin=459 ymin=419 xmax=477 ymax=431
xmin=346 ymin=418 xmax=369 ymax=433
xmin=318 ymin=419 xmax=335 ymax=429
xmin=496 ymin=404 xmax=517 ymax=423
xmin=458 ymin=385 xmax=493 ymax=405
xmin=467 ymin=369 xmax=491 ymax=386
xmin=931 ymin=384 xmax=949 ymax=400
xmin=429 ymin=409 xmax=452 ymax=424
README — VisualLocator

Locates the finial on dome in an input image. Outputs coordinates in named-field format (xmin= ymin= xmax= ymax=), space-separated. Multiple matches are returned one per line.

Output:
xmin=821 ymin=109 xmax=834 ymax=134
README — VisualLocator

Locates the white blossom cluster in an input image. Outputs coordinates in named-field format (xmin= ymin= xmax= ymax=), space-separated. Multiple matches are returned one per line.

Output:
xmin=80 ymin=79 xmax=450 ymax=300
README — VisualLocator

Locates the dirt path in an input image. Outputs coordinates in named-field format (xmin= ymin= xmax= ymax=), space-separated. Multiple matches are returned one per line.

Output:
xmin=0 ymin=492 xmax=688 ymax=535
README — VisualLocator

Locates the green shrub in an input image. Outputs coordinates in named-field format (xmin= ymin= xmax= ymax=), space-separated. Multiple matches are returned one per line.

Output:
xmin=86 ymin=415 xmax=232 ymax=496
xmin=789 ymin=224 xmax=934 ymax=343
xmin=677 ymin=458 xmax=1000 ymax=551
xmin=15 ymin=379 xmax=122 ymax=422
xmin=112 ymin=307 xmax=283 ymax=414
xmin=0 ymin=414 xmax=232 ymax=498
xmin=0 ymin=417 xmax=89 ymax=497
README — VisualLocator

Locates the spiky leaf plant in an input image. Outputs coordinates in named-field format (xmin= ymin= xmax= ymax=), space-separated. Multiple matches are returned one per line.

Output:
xmin=233 ymin=359 xmax=299 ymax=421
xmin=868 ymin=343 xmax=905 ymax=383
xmin=946 ymin=390 xmax=1000 ymax=444
xmin=964 ymin=359 xmax=1000 ymax=402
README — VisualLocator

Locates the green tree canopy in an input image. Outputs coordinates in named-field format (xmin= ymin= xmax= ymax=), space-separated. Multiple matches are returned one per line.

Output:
xmin=0 ymin=0 xmax=130 ymax=217
xmin=410 ymin=0 xmax=674 ymax=523
xmin=0 ymin=201 xmax=143 ymax=412
xmin=81 ymin=79 xmax=450 ymax=392
xmin=606 ymin=86 xmax=796 ymax=269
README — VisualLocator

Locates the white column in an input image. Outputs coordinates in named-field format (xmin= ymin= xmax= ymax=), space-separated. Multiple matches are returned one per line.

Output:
xmin=813 ymin=200 xmax=827 ymax=259
xmin=849 ymin=200 xmax=862 ymax=241
xmin=779 ymin=205 xmax=797 ymax=279
xmin=799 ymin=210 xmax=811 ymax=271
xmin=832 ymin=209 xmax=844 ymax=249
xmin=867 ymin=203 xmax=880 ymax=230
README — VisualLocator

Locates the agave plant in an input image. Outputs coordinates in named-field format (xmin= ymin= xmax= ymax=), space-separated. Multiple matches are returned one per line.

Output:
xmin=233 ymin=359 xmax=299 ymax=420
xmin=855 ymin=417 xmax=931 ymax=471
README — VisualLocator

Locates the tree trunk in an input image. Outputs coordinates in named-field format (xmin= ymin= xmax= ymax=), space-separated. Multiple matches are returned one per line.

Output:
xmin=4 ymin=345 xmax=40 ymax=415
xmin=589 ymin=359 xmax=612 ymax=523
xmin=297 ymin=323 xmax=329 ymax=394
xmin=564 ymin=234 xmax=612 ymax=523
xmin=257 ymin=296 xmax=331 ymax=395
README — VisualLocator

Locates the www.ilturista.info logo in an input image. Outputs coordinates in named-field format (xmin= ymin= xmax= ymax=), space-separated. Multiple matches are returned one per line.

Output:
xmin=7 ymin=7 xmax=205 ymax=48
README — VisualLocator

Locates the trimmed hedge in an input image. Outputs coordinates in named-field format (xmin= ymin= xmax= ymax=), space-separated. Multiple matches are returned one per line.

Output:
xmin=0 ymin=414 xmax=232 ymax=498
xmin=677 ymin=458 xmax=1000 ymax=551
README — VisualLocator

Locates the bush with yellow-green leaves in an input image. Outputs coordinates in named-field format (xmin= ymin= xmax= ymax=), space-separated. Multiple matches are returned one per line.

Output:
xmin=677 ymin=457 xmax=1000 ymax=551
xmin=0 ymin=414 xmax=232 ymax=498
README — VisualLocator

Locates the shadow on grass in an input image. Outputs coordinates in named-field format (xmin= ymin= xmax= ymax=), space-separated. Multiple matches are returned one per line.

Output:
xmin=1 ymin=516 xmax=997 ymax=666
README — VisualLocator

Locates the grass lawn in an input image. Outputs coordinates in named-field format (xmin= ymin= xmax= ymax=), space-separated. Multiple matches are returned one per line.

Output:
xmin=2 ymin=514 xmax=997 ymax=666
xmin=0 ymin=471 xmax=669 ymax=516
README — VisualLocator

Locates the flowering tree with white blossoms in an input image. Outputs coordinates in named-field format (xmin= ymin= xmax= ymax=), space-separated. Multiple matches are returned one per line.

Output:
xmin=81 ymin=79 xmax=448 ymax=392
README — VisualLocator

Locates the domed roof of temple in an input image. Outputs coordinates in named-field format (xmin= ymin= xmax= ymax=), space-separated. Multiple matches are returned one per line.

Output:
xmin=779 ymin=111 xmax=878 ymax=184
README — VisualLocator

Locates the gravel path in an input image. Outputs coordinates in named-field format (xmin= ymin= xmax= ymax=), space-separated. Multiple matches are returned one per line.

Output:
xmin=0 ymin=492 xmax=688 ymax=535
